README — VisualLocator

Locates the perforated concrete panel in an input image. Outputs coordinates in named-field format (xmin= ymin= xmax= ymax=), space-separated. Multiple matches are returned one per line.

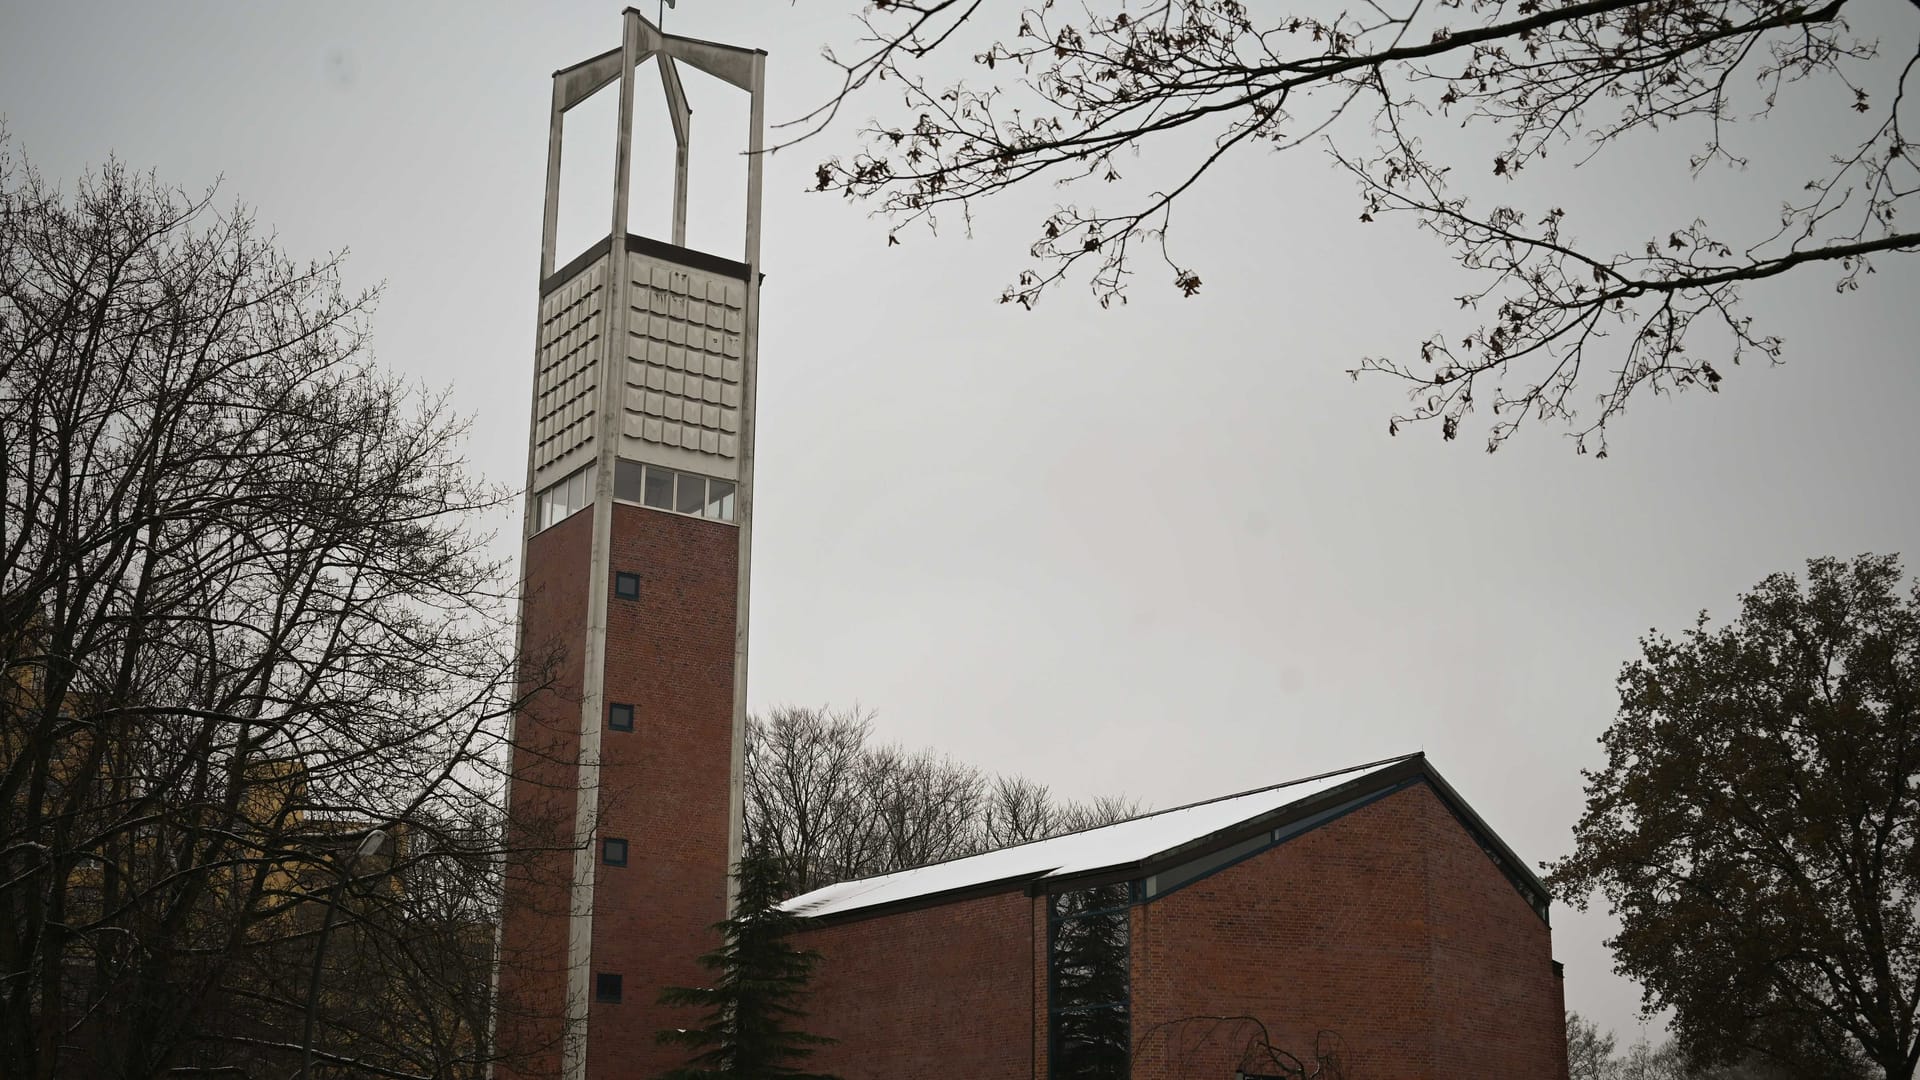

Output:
xmin=619 ymin=252 xmax=747 ymax=479
xmin=532 ymin=256 xmax=607 ymax=490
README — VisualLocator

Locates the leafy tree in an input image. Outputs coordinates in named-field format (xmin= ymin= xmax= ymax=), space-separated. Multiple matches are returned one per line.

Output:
xmin=804 ymin=1 xmax=1919 ymax=452
xmin=1548 ymin=554 xmax=1920 ymax=1079
xmin=656 ymin=847 xmax=840 ymax=1080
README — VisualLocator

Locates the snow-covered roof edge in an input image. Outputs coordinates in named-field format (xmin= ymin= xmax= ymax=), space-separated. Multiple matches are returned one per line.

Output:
xmin=781 ymin=751 xmax=1559 ymax=924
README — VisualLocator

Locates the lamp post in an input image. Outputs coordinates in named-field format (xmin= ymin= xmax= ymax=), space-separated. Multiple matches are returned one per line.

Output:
xmin=298 ymin=827 xmax=390 ymax=1079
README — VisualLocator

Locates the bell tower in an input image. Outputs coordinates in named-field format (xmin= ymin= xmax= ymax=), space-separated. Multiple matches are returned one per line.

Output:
xmin=495 ymin=11 xmax=765 ymax=1080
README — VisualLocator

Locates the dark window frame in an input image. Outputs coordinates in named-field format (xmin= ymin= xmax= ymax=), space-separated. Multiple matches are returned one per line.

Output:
xmin=614 ymin=572 xmax=640 ymax=600
xmin=1047 ymin=883 xmax=1134 ymax=1080
xmin=608 ymin=702 xmax=634 ymax=732
xmin=602 ymin=837 xmax=628 ymax=866
xmin=595 ymin=972 xmax=622 ymax=1003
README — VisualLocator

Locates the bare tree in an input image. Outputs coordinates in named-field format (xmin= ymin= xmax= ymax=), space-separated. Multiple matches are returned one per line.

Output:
xmin=1570 ymin=1012 xmax=1622 ymax=1080
xmin=859 ymin=743 xmax=989 ymax=871
xmin=1565 ymin=1013 xmax=1805 ymax=1080
xmin=0 ymin=143 xmax=542 ymax=1079
xmin=1057 ymin=792 xmax=1147 ymax=835
xmin=982 ymin=773 xmax=1061 ymax=847
xmin=803 ymin=0 xmax=1919 ymax=453
xmin=1133 ymin=1015 xmax=1350 ymax=1078
xmin=743 ymin=705 xmax=879 ymax=893
xmin=742 ymin=705 xmax=1141 ymax=894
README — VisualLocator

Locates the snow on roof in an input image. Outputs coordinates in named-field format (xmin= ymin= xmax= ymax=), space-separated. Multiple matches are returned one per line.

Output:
xmin=782 ymin=754 xmax=1417 ymax=920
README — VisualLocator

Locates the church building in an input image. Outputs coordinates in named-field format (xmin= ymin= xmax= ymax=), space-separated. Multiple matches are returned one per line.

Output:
xmin=785 ymin=752 xmax=1568 ymax=1078
xmin=492 ymin=12 xmax=1570 ymax=1080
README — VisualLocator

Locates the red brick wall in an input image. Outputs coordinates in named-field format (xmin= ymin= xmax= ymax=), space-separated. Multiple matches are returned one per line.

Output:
xmin=1130 ymin=782 xmax=1566 ymax=1080
xmin=1131 ymin=785 xmax=1439 ymax=1079
xmin=795 ymin=890 xmax=1043 ymax=1080
xmin=588 ymin=502 xmax=739 ymax=1080
xmin=496 ymin=508 xmax=592 ymax=1080
xmin=1427 ymin=787 xmax=1569 ymax=1080
xmin=786 ymin=782 xmax=1562 ymax=1080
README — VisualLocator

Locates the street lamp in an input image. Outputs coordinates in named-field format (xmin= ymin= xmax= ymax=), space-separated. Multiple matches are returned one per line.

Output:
xmin=298 ymin=827 xmax=391 ymax=1079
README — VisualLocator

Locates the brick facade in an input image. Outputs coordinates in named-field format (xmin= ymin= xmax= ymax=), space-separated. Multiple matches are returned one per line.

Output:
xmin=793 ymin=782 xmax=1567 ymax=1080
xmin=496 ymin=510 xmax=593 ymax=1080
xmin=800 ymin=891 xmax=1044 ymax=1079
xmin=496 ymin=501 xmax=741 ymax=1080
xmin=1131 ymin=782 xmax=1567 ymax=1080
xmin=588 ymin=503 xmax=738 ymax=1079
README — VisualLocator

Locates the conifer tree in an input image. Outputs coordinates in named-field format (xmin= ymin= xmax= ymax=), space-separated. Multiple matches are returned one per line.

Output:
xmin=657 ymin=847 xmax=839 ymax=1080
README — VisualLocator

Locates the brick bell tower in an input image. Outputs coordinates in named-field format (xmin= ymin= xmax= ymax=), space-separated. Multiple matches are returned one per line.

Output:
xmin=495 ymin=12 xmax=765 ymax=1080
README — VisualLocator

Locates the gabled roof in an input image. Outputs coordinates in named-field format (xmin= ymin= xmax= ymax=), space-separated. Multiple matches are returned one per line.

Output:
xmin=782 ymin=751 xmax=1547 ymax=923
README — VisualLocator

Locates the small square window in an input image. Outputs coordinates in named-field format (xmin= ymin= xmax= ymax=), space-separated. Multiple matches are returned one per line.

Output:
xmin=595 ymin=972 xmax=622 ymax=1003
xmin=614 ymin=572 xmax=640 ymax=600
xmin=608 ymin=703 xmax=634 ymax=732
xmin=603 ymin=838 xmax=628 ymax=866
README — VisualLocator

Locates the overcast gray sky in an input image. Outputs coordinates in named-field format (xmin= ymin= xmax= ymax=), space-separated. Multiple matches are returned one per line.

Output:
xmin=5 ymin=0 xmax=1917 ymax=1049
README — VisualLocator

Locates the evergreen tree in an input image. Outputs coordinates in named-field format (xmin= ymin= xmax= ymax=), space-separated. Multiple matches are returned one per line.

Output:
xmin=657 ymin=847 xmax=839 ymax=1080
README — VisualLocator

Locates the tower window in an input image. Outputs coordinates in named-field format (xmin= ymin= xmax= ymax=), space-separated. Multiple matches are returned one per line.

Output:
xmin=614 ymin=572 xmax=640 ymax=600
xmin=533 ymin=465 xmax=593 ymax=532
xmin=595 ymin=973 xmax=622 ymax=1003
xmin=706 ymin=479 xmax=735 ymax=520
xmin=675 ymin=472 xmax=707 ymax=515
xmin=643 ymin=466 xmax=674 ymax=509
xmin=613 ymin=458 xmax=644 ymax=503
xmin=611 ymin=458 xmax=738 ymax=523
xmin=603 ymin=838 xmax=628 ymax=866
xmin=608 ymin=702 xmax=634 ymax=732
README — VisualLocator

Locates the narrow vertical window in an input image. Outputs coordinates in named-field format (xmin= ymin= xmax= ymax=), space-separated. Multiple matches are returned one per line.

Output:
xmin=613 ymin=458 xmax=644 ymax=503
xmin=643 ymin=465 xmax=674 ymax=509
xmin=706 ymin=479 xmax=735 ymax=522
xmin=1049 ymin=883 xmax=1132 ymax=1080
xmin=566 ymin=468 xmax=588 ymax=512
xmin=675 ymin=471 xmax=706 ymax=515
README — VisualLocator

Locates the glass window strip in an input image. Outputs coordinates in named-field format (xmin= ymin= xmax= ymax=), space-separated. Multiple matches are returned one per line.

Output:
xmin=539 ymin=460 xmax=740 ymax=531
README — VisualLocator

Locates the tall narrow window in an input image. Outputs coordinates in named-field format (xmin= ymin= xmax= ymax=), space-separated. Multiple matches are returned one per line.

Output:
xmin=643 ymin=465 xmax=674 ymax=509
xmin=566 ymin=468 xmax=588 ymax=512
xmin=675 ymin=472 xmax=706 ymax=515
xmin=613 ymin=458 xmax=644 ymax=503
xmin=1049 ymin=883 xmax=1132 ymax=1080
xmin=537 ymin=485 xmax=556 ymax=531
xmin=706 ymin=479 xmax=735 ymax=521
